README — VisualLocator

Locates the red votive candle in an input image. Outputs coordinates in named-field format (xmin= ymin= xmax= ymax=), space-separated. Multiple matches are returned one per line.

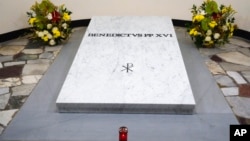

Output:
xmin=119 ymin=126 xmax=128 ymax=141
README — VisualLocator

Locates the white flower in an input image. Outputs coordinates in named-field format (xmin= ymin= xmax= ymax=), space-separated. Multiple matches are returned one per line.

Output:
xmin=38 ymin=32 xmax=44 ymax=37
xmin=214 ymin=33 xmax=220 ymax=39
xmin=205 ymin=36 xmax=211 ymax=42
xmin=47 ymin=13 xmax=52 ymax=20
xmin=199 ymin=10 xmax=206 ymax=15
xmin=52 ymin=27 xmax=59 ymax=32
xmin=222 ymin=25 xmax=228 ymax=31
xmin=43 ymin=30 xmax=49 ymax=35
xmin=49 ymin=39 xmax=56 ymax=46
xmin=62 ymin=23 xmax=67 ymax=29
xmin=47 ymin=24 xmax=52 ymax=29
xmin=47 ymin=33 xmax=52 ymax=39
xmin=32 ymin=12 xmax=36 ymax=17
xmin=206 ymin=30 xmax=212 ymax=36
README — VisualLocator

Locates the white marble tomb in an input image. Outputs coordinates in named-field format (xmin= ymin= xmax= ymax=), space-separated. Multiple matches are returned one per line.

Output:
xmin=56 ymin=16 xmax=196 ymax=114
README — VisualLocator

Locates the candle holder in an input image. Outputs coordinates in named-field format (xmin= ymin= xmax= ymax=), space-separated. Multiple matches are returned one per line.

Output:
xmin=119 ymin=126 xmax=128 ymax=141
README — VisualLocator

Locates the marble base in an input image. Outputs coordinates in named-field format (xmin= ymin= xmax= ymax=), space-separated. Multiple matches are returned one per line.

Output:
xmin=56 ymin=16 xmax=196 ymax=114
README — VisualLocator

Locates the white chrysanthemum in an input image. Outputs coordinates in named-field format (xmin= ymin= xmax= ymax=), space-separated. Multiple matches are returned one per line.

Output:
xmin=199 ymin=10 xmax=206 ymax=15
xmin=62 ymin=23 xmax=67 ymax=29
xmin=32 ymin=12 xmax=36 ymax=17
xmin=43 ymin=30 xmax=49 ymax=35
xmin=52 ymin=27 xmax=59 ymax=32
xmin=38 ymin=32 xmax=44 ymax=37
xmin=205 ymin=36 xmax=211 ymax=42
xmin=49 ymin=39 xmax=56 ymax=46
xmin=47 ymin=13 xmax=52 ymax=20
xmin=206 ymin=30 xmax=212 ymax=36
xmin=214 ymin=33 xmax=220 ymax=39
xmin=47 ymin=24 xmax=52 ymax=29
xmin=47 ymin=33 xmax=52 ymax=39
xmin=222 ymin=25 xmax=228 ymax=31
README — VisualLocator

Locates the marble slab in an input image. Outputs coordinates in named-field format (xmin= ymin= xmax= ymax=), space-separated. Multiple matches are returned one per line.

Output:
xmin=56 ymin=16 xmax=196 ymax=114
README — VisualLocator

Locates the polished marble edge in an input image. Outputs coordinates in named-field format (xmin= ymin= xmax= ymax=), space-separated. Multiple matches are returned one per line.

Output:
xmin=57 ymin=103 xmax=195 ymax=114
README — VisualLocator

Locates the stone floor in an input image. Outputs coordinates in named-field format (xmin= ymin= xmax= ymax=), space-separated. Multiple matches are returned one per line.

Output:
xmin=0 ymin=27 xmax=250 ymax=135
xmin=198 ymin=36 xmax=250 ymax=124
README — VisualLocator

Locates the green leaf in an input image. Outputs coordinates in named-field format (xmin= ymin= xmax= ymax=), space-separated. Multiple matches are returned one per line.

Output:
xmin=205 ymin=0 xmax=219 ymax=14
xmin=201 ymin=18 xmax=210 ymax=31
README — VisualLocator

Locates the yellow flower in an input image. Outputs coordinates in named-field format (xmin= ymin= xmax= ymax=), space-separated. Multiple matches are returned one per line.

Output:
xmin=52 ymin=27 xmax=61 ymax=38
xmin=29 ymin=18 xmax=36 ymax=25
xmin=222 ymin=7 xmax=227 ymax=14
xmin=63 ymin=13 xmax=71 ymax=21
xmin=189 ymin=28 xmax=199 ymax=36
xmin=53 ymin=30 xmax=61 ymax=38
xmin=193 ymin=15 xmax=204 ymax=22
xmin=42 ymin=35 xmax=49 ymax=42
xmin=209 ymin=21 xmax=217 ymax=28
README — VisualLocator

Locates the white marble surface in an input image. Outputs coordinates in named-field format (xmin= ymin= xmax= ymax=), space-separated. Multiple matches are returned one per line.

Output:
xmin=56 ymin=16 xmax=196 ymax=114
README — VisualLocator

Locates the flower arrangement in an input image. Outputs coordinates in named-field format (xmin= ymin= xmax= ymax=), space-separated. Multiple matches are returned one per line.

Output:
xmin=27 ymin=0 xmax=72 ymax=46
xmin=187 ymin=0 xmax=237 ymax=48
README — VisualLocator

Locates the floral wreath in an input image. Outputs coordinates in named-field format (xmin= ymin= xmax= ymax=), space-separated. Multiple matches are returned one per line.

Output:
xmin=187 ymin=0 xmax=237 ymax=48
xmin=27 ymin=0 xmax=72 ymax=46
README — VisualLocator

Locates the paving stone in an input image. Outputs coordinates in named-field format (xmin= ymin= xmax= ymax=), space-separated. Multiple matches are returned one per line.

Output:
xmin=199 ymin=48 xmax=223 ymax=56
xmin=0 ymin=93 xmax=10 ymax=109
xmin=14 ymin=54 xmax=38 ymax=61
xmin=7 ymin=96 xmax=27 ymax=109
xmin=241 ymin=71 xmax=250 ymax=82
xmin=11 ymin=84 xmax=36 ymax=96
xmin=226 ymin=96 xmax=250 ymax=119
xmin=39 ymin=52 xmax=54 ymax=59
xmin=205 ymin=60 xmax=225 ymax=75
xmin=214 ymin=75 xmax=236 ymax=87
xmin=0 ymin=46 xmax=25 ymax=56
xmin=21 ymin=75 xmax=42 ymax=84
xmin=221 ymin=87 xmax=238 ymax=96
xmin=53 ymin=50 xmax=61 ymax=57
xmin=22 ymin=63 xmax=50 ymax=75
xmin=219 ymin=43 xmax=238 ymax=52
xmin=210 ymin=55 xmax=223 ymax=62
xmin=0 ymin=126 xmax=4 ymax=135
xmin=0 ymin=56 xmax=13 ymax=63
xmin=45 ymin=45 xmax=62 ymax=52
xmin=219 ymin=62 xmax=250 ymax=71
xmin=230 ymin=38 xmax=250 ymax=48
xmin=0 ymin=65 xmax=24 ymax=79
xmin=27 ymin=59 xmax=51 ymax=64
xmin=0 ymin=87 xmax=9 ymax=95
xmin=227 ymin=71 xmax=247 ymax=84
xmin=239 ymin=84 xmax=250 ymax=98
xmin=3 ymin=38 xmax=29 ymax=46
xmin=0 ymin=109 xmax=18 ymax=126
xmin=216 ymin=52 xmax=250 ymax=66
xmin=237 ymin=47 xmax=250 ymax=57
xmin=3 ymin=61 xmax=26 ymax=67
xmin=22 ymin=48 xmax=43 ymax=54
xmin=0 ymin=77 xmax=21 ymax=87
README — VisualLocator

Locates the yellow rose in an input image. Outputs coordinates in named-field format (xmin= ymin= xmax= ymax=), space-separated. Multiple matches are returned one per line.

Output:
xmin=222 ymin=7 xmax=227 ymax=14
xmin=63 ymin=13 xmax=71 ymax=21
xmin=189 ymin=28 xmax=198 ymax=36
xmin=29 ymin=18 xmax=36 ymax=25
xmin=42 ymin=35 xmax=49 ymax=42
xmin=209 ymin=21 xmax=217 ymax=28
xmin=53 ymin=30 xmax=61 ymax=38
xmin=193 ymin=15 xmax=204 ymax=22
xmin=52 ymin=28 xmax=61 ymax=38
